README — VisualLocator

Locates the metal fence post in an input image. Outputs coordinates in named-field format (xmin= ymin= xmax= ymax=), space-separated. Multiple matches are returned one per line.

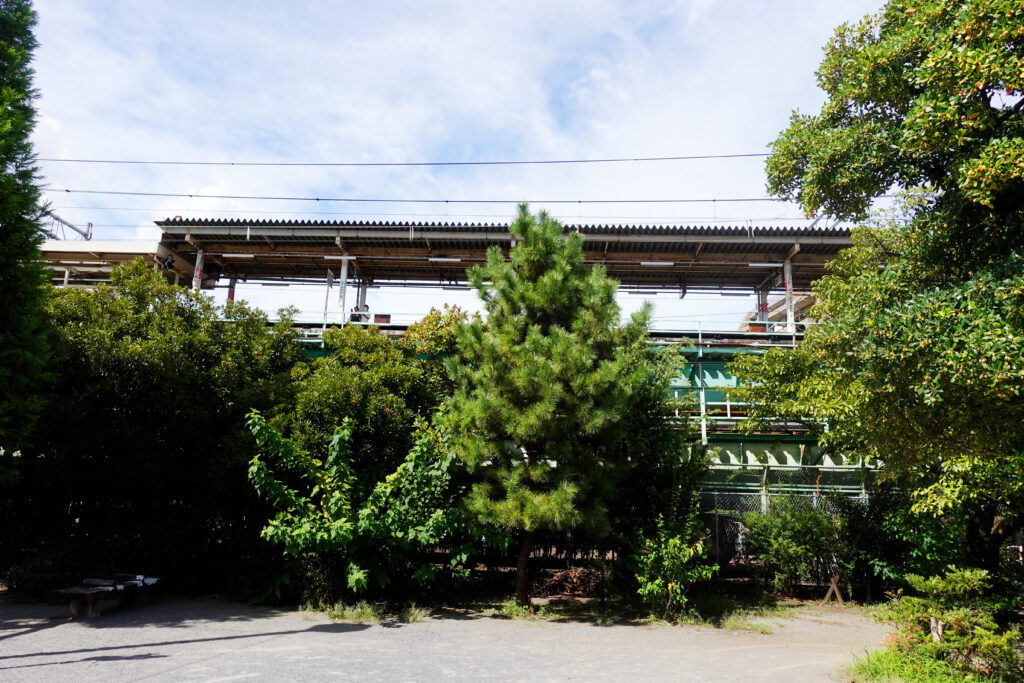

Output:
xmin=715 ymin=500 xmax=720 ymax=564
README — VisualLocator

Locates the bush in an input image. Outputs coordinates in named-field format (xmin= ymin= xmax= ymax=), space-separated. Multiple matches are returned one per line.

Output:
xmin=875 ymin=567 xmax=1022 ymax=680
xmin=832 ymin=484 xmax=969 ymax=601
xmin=743 ymin=495 xmax=839 ymax=595
xmin=3 ymin=260 xmax=303 ymax=594
xmin=248 ymin=411 xmax=473 ymax=602
xmin=634 ymin=510 xmax=718 ymax=618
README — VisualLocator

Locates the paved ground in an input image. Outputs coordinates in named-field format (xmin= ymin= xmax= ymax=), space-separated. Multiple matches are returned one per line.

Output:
xmin=0 ymin=596 xmax=888 ymax=681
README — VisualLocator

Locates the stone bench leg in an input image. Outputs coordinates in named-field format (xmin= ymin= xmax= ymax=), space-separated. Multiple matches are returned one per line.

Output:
xmin=69 ymin=594 xmax=101 ymax=618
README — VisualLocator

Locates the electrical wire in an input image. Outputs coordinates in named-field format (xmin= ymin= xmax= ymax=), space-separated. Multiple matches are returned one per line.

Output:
xmin=45 ymin=187 xmax=790 ymax=205
xmin=54 ymin=205 xmax=825 ymax=222
xmin=38 ymin=152 xmax=769 ymax=168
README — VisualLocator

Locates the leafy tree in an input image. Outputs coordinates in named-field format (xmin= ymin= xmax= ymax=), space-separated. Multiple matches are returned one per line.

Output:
xmin=249 ymin=316 xmax=472 ymax=601
xmin=747 ymin=0 xmax=1024 ymax=571
xmin=287 ymin=325 xmax=432 ymax=491
xmin=0 ymin=0 xmax=49 ymax=451
xmin=446 ymin=204 xmax=689 ymax=605
xmin=247 ymin=411 xmax=472 ymax=602
xmin=400 ymin=304 xmax=474 ymax=406
xmin=3 ymin=259 xmax=303 ymax=592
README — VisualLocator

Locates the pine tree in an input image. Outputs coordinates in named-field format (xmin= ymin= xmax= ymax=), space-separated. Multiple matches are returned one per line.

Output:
xmin=447 ymin=204 xmax=663 ymax=605
xmin=0 ymin=0 xmax=49 ymax=450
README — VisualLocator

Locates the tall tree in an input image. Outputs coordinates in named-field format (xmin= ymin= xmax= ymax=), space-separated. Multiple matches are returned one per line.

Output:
xmin=447 ymin=204 xmax=682 ymax=605
xmin=747 ymin=0 xmax=1024 ymax=570
xmin=0 ymin=0 xmax=49 ymax=451
xmin=3 ymin=260 xmax=303 ymax=592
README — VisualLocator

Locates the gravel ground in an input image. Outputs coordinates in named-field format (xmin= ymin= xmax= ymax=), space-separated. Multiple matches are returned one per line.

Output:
xmin=0 ymin=596 xmax=888 ymax=682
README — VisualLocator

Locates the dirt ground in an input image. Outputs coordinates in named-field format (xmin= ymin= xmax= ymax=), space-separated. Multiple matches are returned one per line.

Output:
xmin=0 ymin=595 xmax=889 ymax=681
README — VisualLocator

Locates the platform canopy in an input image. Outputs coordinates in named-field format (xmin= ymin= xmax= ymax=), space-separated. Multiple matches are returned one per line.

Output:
xmin=154 ymin=218 xmax=852 ymax=294
xmin=41 ymin=239 xmax=175 ymax=286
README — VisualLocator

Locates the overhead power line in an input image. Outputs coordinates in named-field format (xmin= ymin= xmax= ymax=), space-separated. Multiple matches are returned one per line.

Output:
xmin=45 ymin=187 xmax=789 ymax=205
xmin=38 ymin=152 xmax=769 ymax=168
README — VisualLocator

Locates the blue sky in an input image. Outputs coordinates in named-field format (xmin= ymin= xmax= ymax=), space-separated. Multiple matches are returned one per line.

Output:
xmin=31 ymin=0 xmax=883 ymax=324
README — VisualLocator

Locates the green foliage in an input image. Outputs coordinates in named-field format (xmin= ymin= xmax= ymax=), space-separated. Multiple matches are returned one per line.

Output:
xmin=875 ymin=567 xmax=1023 ymax=679
xmin=247 ymin=410 xmax=472 ymax=601
xmin=447 ymin=204 xmax=686 ymax=538
xmin=319 ymin=600 xmax=428 ymax=624
xmin=400 ymin=304 xmax=473 ymax=404
xmin=3 ymin=259 xmax=303 ymax=592
xmin=841 ymin=486 xmax=968 ymax=592
xmin=248 ymin=412 xmax=355 ymax=556
xmin=748 ymin=0 xmax=1024 ymax=572
xmin=634 ymin=511 xmax=718 ymax=618
xmin=285 ymin=323 xmax=460 ymax=492
xmin=852 ymin=647 xmax=990 ymax=683
xmin=446 ymin=204 xmax=692 ymax=603
xmin=767 ymin=0 xmax=1024 ymax=223
xmin=742 ymin=496 xmax=840 ymax=595
xmin=356 ymin=417 xmax=470 ymax=575
xmin=0 ymin=0 xmax=49 ymax=450
xmin=250 ymin=311 xmax=474 ymax=601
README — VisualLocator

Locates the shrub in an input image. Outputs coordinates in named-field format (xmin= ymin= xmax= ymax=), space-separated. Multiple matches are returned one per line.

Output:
xmin=742 ymin=495 xmax=839 ymax=595
xmin=876 ymin=567 xmax=1022 ymax=680
xmin=248 ymin=411 xmax=473 ymax=602
xmin=634 ymin=511 xmax=718 ymax=618
xmin=4 ymin=260 xmax=302 ymax=593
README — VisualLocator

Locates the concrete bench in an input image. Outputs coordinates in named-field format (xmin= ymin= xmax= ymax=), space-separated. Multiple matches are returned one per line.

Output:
xmin=56 ymin=575 xmax=160 ymax=618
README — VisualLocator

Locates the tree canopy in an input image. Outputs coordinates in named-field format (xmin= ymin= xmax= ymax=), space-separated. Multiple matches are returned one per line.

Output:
xmin=446 ymin=204 xmax=689 ymax=603
xmin=3 ymin=260 xmax=303 ymax=593
xmin=0 ymin=0 xmax=49 ymax=451
xmin=738 ymin=0 xmax=1024 ymax=570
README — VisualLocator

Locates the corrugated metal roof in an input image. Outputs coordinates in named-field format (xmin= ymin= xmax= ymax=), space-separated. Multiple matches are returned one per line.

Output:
xmin=155 ymin=217 xmax=851 ymax=238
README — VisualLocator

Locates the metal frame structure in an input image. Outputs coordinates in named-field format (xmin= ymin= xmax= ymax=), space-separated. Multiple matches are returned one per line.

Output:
xmin=40 ymin=240 xmax=176 ymax=287
xmin=151 ymin=218 xmax=851 ymax=331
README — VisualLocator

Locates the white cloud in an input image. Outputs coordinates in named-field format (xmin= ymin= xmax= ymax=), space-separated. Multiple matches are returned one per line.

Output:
xmin=32 ymin=0 xmax=883 ymax=321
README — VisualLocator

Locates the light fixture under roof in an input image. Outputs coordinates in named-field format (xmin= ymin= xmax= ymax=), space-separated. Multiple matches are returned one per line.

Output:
xmin=429 ymin=257 xmax=462 ymax=263
xmin=639 ymin=261 xmax=674 ymax=267
xmin=747 ymin=262 xmax=784 ymax=267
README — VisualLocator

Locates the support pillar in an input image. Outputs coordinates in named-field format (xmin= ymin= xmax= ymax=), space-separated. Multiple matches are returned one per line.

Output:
xmin=322 ymin=269 xmax=334 ymax=334
xmin=698 ymin=361 xmax=708 ymax=446
xmin=783 ymin=259 xmax=795 ymax=333
xmin=63 ymin=268 xmax=70 ymax=287
xmin=227 ymin=276 xmax=237 ymax=302
xmin=757 ymin=288 xmax=769 ymax=324
xmin=191 ymin=249 xmax=204 ymax=291
xmin=338 ymin=258 xmax=349 ymax=322
xmin=357 ymin=280 xmax=368 ymax=320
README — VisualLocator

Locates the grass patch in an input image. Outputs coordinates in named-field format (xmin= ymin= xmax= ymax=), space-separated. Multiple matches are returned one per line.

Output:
xmin=398 ymin=603 xmax=429 ymax=623
xmin=317 ymin=601 xmax=428 ymax=624
xmin=849 ymin=647 xmax=989 ymax=683
xmin=718 ymin=612 xmax=776 ymax=634
xmin=484 ymin=597 xmax=641 ymax=626
xmin=682 ymin=584 xmax=801 ymax=632
xmin=480 ymin=581 xmax=807 ymax=631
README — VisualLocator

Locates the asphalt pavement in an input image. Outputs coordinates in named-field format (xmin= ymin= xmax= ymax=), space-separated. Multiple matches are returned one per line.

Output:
xmin=0 ymin=596 xmax=888 ymax=682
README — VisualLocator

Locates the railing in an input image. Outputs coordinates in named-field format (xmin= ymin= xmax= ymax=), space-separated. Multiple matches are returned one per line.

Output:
xmin=279 ymin=311 xmax=841 ymax=457
xmin=271 ymin=312 xmax=818 ymax=336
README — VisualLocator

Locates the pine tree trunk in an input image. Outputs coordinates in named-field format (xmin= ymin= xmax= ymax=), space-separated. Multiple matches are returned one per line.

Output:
xmin=516 ymin=531 xmax=534 ymax=606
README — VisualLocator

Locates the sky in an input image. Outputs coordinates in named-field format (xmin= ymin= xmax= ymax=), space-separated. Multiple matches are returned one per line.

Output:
xmin=31 ymin=0 xmax=884 ymax=327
